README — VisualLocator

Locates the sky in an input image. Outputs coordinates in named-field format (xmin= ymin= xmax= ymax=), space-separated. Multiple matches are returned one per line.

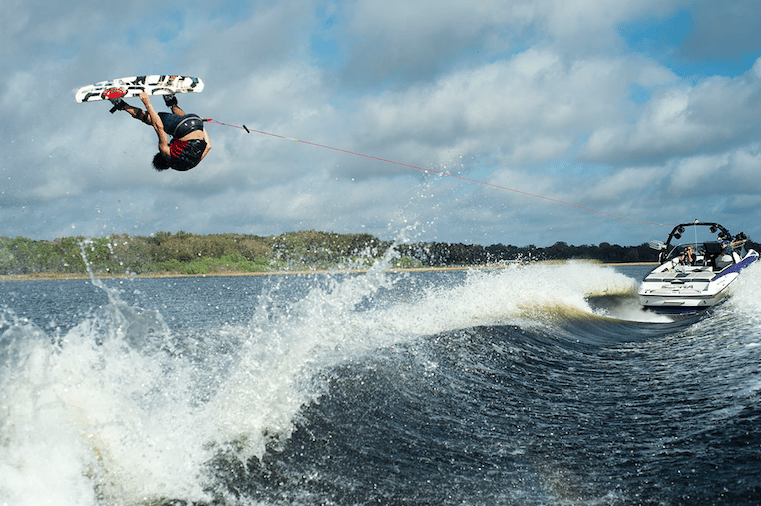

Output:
xmin=3 ymin=0 xmax=761 ymax=248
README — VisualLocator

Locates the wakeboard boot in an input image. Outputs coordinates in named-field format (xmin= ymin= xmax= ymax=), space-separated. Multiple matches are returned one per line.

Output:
xmin=109 ymin=98 xmax=128 ymax=114
xmin=163 ymin=93 xmax=178 ymax=108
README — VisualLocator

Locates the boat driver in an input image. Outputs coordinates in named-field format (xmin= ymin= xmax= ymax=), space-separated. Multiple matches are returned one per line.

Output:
xmin=680 ymin=246 xmax=697 ymax=265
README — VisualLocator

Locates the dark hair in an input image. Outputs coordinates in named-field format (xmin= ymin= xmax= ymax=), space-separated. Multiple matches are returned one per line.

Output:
xmin=152 ymin=152 xmax=172 ymax=172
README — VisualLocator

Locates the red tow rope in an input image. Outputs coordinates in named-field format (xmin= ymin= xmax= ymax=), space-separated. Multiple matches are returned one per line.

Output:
xmin=204 ymin=119 xmax=674 ymax=227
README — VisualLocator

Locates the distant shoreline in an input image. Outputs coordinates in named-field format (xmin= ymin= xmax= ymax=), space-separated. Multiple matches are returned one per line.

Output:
xmin=0 ymin=261 xmax=658 ymax=282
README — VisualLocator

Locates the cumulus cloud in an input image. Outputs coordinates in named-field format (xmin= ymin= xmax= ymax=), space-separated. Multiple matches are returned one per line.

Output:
xmin=583 ymin=64 xmax=761 ymax=165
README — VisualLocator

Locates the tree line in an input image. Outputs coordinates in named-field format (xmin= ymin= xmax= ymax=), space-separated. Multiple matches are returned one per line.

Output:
xmin=2 ymin=230 xmax=755 ymax=277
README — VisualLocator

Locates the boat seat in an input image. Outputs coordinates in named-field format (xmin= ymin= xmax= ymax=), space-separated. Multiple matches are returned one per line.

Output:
xmin=703 ymin=242 xmax=725 ymax=271
xmin=703 ymin=242 xmax=722 ymax=255
xmin=715 ymin=254 xmax=733 ymax=270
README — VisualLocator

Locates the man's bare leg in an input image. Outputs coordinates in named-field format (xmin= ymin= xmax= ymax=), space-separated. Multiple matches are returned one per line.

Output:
xmin=123 ymin=104 xmax=152 ymax=124
xmin=110 ymin=98 xmax=152 ymax=125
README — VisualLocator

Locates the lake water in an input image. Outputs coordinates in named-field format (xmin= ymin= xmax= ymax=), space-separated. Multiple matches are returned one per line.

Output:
xmin=1 ymin=261 xmax=760 ymax=505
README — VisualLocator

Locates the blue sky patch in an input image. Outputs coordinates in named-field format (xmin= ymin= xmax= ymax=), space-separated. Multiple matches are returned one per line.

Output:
xmin=618 ymin=11 xmax=692 ymax=69
xmin=618 ymin=9 xmax=761 ymax=78
xmin=310 ymin=34 xmax=343 ymax=69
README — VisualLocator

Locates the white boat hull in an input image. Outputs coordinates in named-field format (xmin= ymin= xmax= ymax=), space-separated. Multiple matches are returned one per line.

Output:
xmin=638 ymin=279 xmax=733 ymax=310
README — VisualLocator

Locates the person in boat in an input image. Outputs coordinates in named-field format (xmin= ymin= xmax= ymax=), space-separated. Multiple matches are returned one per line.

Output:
xmin=679 ymin=246 xmax=697 ymax=265
xmin=109 ymin=92 xmax=211 ymax=172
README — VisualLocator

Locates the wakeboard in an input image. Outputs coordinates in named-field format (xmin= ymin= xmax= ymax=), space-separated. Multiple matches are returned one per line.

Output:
xmin=74 ymin=75 xmax=204 ymax=103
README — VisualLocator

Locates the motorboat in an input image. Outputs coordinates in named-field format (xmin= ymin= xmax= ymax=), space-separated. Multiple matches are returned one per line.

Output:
xmin=638 ymin=221 xmax=759 ymax=314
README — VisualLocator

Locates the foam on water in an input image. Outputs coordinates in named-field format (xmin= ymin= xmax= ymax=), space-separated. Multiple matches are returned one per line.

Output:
xmin=0 ymin=298 xmax=213 ymax=504
xmin=726 ymin=260 xmax=761 ymax=318
xmin=1 ymin=260 xmax=414 ymax=504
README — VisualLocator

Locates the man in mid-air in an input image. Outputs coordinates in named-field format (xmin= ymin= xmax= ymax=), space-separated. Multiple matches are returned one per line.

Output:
xmin=110 ymin=92 xmax=211 ymax=172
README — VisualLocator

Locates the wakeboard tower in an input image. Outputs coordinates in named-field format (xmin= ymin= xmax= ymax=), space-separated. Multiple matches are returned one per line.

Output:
xmin=74 ymin=75 xmax=204 ymax=108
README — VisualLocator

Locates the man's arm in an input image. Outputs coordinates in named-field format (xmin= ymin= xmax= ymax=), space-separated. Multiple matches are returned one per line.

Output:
xmin=140 ymin=92 xmax=171 ymax=157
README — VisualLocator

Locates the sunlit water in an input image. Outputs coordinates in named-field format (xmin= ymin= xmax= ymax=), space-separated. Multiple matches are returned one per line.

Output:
xmin=1 ymin=261 xmax=760 ymax=505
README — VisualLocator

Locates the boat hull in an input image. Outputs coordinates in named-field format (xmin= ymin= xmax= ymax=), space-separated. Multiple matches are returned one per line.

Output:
xmin=638 ymin=255 xmax=757 ymax=314
xmin=638 ymin=289 xmax=730 ymax=314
